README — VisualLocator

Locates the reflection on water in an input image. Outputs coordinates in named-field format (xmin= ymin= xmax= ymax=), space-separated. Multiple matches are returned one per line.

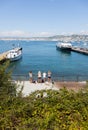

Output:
xmin=8 ymin=58 xmax=22 ymax=73
xmin=60 ymin=50 xmax=71 ymax=56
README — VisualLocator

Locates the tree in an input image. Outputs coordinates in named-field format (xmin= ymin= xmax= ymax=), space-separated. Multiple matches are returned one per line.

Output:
xmin=0 ymin=61 xmax=16 ymax=102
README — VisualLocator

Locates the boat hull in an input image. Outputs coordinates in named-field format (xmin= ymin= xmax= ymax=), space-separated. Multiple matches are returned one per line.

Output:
xmin=56 ymin=46 xmax=72 ymax=51
xmin=9 ymin=53 xmax=22 ymax=61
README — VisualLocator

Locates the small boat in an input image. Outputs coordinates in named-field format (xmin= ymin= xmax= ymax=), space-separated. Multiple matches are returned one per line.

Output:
xmin=6 ymin=47 xmax=22 ymax=61
xmin=56 ymin=42 xmax=72 ymax=51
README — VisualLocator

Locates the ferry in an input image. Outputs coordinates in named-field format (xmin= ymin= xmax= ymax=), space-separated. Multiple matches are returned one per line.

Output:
xmin=56 ymin=42 xmax=72 ymax=51
xmin=6 ymin=47 xmax=22 ymax=61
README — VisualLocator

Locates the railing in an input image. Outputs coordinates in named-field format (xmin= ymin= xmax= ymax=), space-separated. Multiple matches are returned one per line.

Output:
xmin=11 ymin=74 xmax=88 ymax=82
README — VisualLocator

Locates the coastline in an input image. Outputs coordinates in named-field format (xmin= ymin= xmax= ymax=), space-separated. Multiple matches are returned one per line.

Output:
xmin=0 ymin=34 xmax=88 ymax=43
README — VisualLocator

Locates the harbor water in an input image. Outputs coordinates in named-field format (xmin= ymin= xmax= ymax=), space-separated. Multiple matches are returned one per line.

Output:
xmin=0 ymin=40 xmax=88 ymax=81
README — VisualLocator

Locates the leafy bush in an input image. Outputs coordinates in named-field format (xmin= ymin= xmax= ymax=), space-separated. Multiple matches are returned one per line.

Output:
xmin=0 ymin=88 xmax=88 ymax=129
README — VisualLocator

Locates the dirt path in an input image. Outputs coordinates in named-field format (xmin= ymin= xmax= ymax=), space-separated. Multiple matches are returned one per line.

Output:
xmin=54 ymin=81 xmax=87 ymax=91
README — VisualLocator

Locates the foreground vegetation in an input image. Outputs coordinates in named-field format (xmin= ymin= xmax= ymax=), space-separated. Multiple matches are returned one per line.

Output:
xmin=0 ymin=62 xmax=88 ymax=130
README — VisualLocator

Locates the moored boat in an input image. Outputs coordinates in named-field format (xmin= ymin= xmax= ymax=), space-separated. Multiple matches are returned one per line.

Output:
xmin=6 ymin=47 xmax=22 ymax=61
xmin=56 ymin=42 xmax=72 ymax=51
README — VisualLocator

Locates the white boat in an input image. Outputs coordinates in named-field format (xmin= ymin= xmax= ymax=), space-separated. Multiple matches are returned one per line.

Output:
xmin=56 ymin=42 xmax=72 ymax=51
xmin=6 ymin=47 xmax=22 ymax=61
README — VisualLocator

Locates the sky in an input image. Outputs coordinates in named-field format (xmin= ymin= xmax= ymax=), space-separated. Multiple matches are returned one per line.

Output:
xmin=0 ymin=0 xmax=88 ymax=37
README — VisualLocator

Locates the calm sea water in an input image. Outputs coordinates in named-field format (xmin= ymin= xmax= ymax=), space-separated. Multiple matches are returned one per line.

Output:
xmin=0 ymin=40 xmax=88 ymax=81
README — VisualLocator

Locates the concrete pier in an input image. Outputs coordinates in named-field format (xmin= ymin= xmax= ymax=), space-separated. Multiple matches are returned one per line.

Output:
xmin=71 ymin=47 xmax=88 ymax=55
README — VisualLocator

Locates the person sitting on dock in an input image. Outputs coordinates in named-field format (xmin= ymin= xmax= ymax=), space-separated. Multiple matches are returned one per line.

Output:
xmin=48 ymin=70 xmax=52 ymax=82
xmin=42 ymin=72 xmax=47 ymax=82
xmin=29 ymin=71 xmax=33 ymax=83
xmin=38 ymin=71 xmax=42 ymax=83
